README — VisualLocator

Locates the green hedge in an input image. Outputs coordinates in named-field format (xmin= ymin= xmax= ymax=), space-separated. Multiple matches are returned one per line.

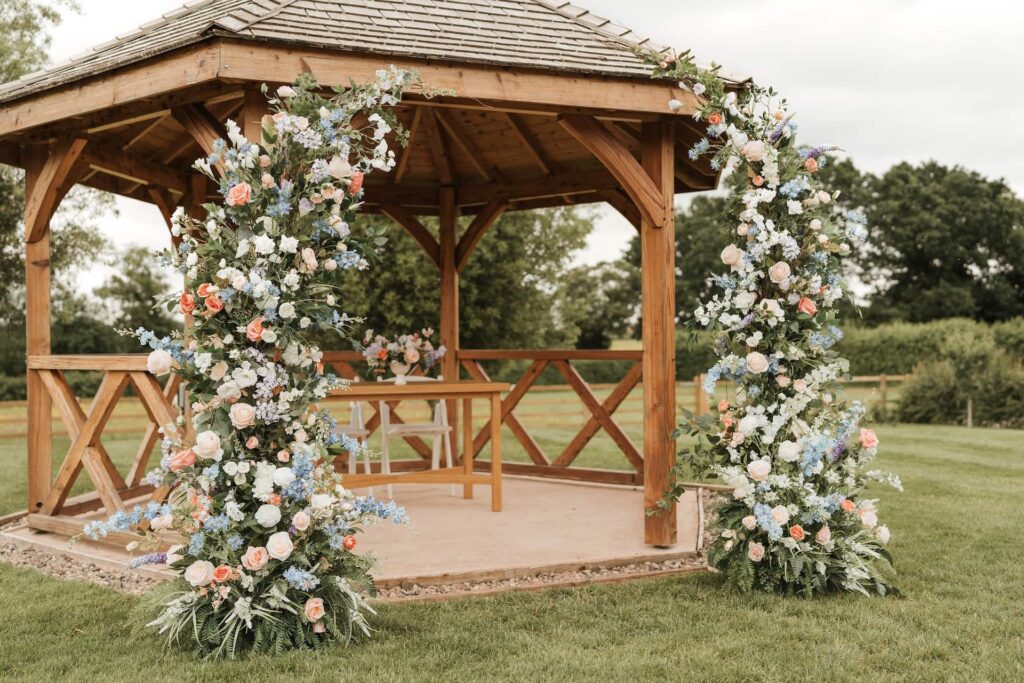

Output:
xmin=897 ymin=356 xmax=1024 ymax=428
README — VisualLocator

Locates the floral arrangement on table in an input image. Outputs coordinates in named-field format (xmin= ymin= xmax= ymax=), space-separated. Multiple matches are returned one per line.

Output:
xmin=361 ymin=328 xmax=446 ymax=383
xmin=642 ymin=50 xmax=902 ymax=596
xmin=80 ymin=68 xmax=422 ymax=657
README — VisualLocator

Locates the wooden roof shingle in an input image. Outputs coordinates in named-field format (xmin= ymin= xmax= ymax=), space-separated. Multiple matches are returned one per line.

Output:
xmin=0 ymin=0 xmax=676 ymax=104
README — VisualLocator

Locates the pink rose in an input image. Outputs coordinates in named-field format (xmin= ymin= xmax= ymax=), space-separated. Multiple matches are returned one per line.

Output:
xmin=859 ymin=428 xmax=879 ymax=449
xmin=292 ymin=511 xmax=311 ymax=531
xmin=266 ymin=531 xmax=293 ymax=560
xmin=771 ymin=505 xmax=790 ymax=525
xmin=768 ymin=261 xmax=791 ymax=284
xmin=304 ymin=597 xmax=325 ymax=623
xmin=747 ymin=542 xmax=765 ymax=562
xmin=169 ymin=449 xmax=196 ymax=473
xmin=229 ymin=403 xmax=256 ymax=429
xmin=742 ymin=515 xmax=757 ymax=530
xmin=301 ymin=247 xmax=318 ymax=271
xmin=742 ymin=140 xmax=765 ymax=162
xmin=404 ymin=347 xmax=420 ymax=364
xmin=815 ymin=526 xmax=831 ymax=544
xmin=797 ymin=297 xmax=818 ymax=317
xmin=348 ymin=171 xmax=364 ymax=194
xmin=184 ymin=560 xmax=215 ymax=586
xmin=241 ymin=546 xmax=269 ymax=571
xmin=720 ymin=244 xmax=744 ymax=267
xmin=793 ymin=379 xmax=808 ymax=393
xmin=225 ymin=182 xmax=252 ymax=207
xmin=746 ymin=351 xmax=769 ymax=374
xmin=789 ymin=524 xmax=806 ymax=542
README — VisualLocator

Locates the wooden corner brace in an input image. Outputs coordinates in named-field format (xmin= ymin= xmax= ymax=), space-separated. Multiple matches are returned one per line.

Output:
xmin=24 ymin=137 xmax=88 ymax=242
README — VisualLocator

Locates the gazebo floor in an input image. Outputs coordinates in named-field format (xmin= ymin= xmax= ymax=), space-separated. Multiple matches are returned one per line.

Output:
xmin=1 ymin=477 xmax=703 ymax=598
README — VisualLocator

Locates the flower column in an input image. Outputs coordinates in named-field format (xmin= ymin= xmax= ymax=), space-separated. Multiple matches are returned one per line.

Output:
xmin=641 ymin=120 xmax=678 ymax=547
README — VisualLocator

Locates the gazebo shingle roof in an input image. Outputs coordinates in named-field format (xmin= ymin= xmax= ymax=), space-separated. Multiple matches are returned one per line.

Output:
xmin=0 ymin=0 xmax=672 ymax=104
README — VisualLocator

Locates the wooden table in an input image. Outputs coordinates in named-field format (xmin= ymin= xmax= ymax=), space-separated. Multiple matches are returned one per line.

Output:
xmin=332 ymin=381 xmax=509 ymax=512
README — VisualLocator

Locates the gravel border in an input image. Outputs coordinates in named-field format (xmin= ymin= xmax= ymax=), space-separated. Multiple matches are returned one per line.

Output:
xmin=1 ymin=493 xmax=721 ymax=601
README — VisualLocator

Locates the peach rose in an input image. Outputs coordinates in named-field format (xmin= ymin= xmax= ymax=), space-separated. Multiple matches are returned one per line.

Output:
xmin=840 ymin=499 xmax=856 ymax=513
xmin=348 ymin=171 xmax=364 ymax=194
xmin=789 ymin=524 xmax=806 ymax=541
xmin=804 ymin=157 xmax=819 ymax=173
xmin=768 ymin=261 xmax=791 ymax=284
xmin=718 ymin=399 xmax=730 ymax=412
xmin=747 ymin=541 xmax=765 ymax=562
xmin=168 ymin=448 xmax=196 ymax=472
xmin=212 ymin=565 xmax=232 ymax=583
xmin=246 ymin=317 xmax=264 ymax=342
xmin=793 ymin=379 xmax=808 ymax=393
xmin=277 ymin=450 xmax=291 ymax=463
xmin=241 ymin=546 xmax=269 ymax=571
xmin=859 ymin=428 xmax=879 ymax=449
xmin=196 ymin=283 xmax=214 ymax=298
xmin=797 ymin=297 xmax=818 ymax=317
xmin=708 ymin=112 xmax=722 ymax=125
xmin=304 ymin=597 xmax=325 ymax=622
xmin=229 ymin=402 xmax=256 ymax=429
xmin=404 ymin=346 xmax=420 ymax=364
xmin=180 ymin=292 xmax=195 ymax=314
xmin=204 ymin=296 xmax=224 ymax=316
xmin=301 ymin=247 xmax=318 ymax=271
xmin=752 ymin=175 xmax=764 ymax=187
xmin=246 ymin=436 xmax=259 ymax=449
xmin=815 ymin=525 xmax=831 ymax=544
xmin=226 ymin=182 xmax=252 ymax=207
xmin=343 ymin=535 xmax=357 ymax=551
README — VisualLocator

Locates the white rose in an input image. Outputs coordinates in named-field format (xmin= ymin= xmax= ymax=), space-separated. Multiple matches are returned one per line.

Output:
xmin=266 ymin=531 xmax=293 ymax=560
xmin=232 ymin=274 xmax=247 ymax=289
xmin=229 ymin=402 xmax=256 ymax=429
xmin=742 ymin=140 xmax=765 ymax=162
xmin=861 ymin=510 xmax=878 ymax=529
xmin=746 ymin=351 xmax=769 ymax=374
xmin=278 ymin=302 xmax=296 ymax=319
xmin=261 ymin=329 xmax=278 ymax=344
xmin=720 ymin=244 xmax=744 ymax=267
xmin=747 ymin=460 xmax=771 ymax=481
xmin=232 ymin=368 xmax=258 ymax=388
xmin=147 ymin=349 xmax=173 ymax=376
xmin=741 ymin=515 xmax=757 ymax=530
xmin=777 ymin=440 xmax=802 ymax=462
xmin=273 ymin=467 xmax=296 ymax=488
xmin=292 ymin=511 xmax=311 ymax=531
xmin=875 ymin=525 xmax=890 ymax=544
xmin=771 ymin=505 xmax=790 ymax=525
xmin=276 ymin=85 xmax=297 ymax=98
xmin=150 ymin=514 xmax=174 ymax=531
xmin=328 ymin=155 xmax=352 ymax=179
xmin=734 ymin=291 xmax=757 ymax=311
xmin=216 ymin=380 xmax=241 ymax=401
xmin=223 ymin=461 xmax=238 ymax=476
xmin=768 ymin=261 xmax=791 ymax=284
xmin=310 ymin=493 xmax=333 ymax=511
xmin=253 ymin=234 xmax=275 ymax=255
xmin=279 ymin=235 xmax=299 ymax=253
xmin=184 ymin=560 xmax=216 ymax=587
xmin=255 ymin=504 xmax=282 ymax=528
xmin=737 ymin=415 xmax=759 ymax=435
xmin=193 ymin=431 xmax=222 ymax=460
xmin=808 ymin=219 xmax=822 ymax=231
xmin=299 ymin=317 xmax=311 ymax=329
xmin=817 ymin=190 xmax=831 ymax=204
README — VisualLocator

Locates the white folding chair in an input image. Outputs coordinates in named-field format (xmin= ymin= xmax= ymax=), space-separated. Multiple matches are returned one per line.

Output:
xmin=377 ymin=375 xmax=454 ymax=495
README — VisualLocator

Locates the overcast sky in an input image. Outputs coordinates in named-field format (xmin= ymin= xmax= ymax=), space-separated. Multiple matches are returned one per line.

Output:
xmin=45 ymin=0 xmax=1024 ymax=290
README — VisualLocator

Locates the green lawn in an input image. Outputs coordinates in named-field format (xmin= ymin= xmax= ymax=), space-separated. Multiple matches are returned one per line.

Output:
xmin=1 ymin=423 xmax=1022 ymax=681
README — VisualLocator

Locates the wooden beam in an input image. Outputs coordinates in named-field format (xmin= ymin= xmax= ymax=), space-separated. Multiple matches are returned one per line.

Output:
xmin=81 ymin=146 xmax=187 ymax=194
xmin=640 ymin=119 xmax=677 ymax=547
xmin=599 ymin=189 xmax=641 ymax=231
xmin=455 ymin=199 xmax=506 ymax=272
xmin=123 ymin=113 xmax=170 ymax=150
xmin=421 ymin=108 xmax=453 ymax=185
xmin=503 ymin=113 xmax=555 ymax=175
xmin=434 ymin=110 xmax=498 ymax=182
xmin=24 ymin=138 xmax=88 ymax=242
xmin=171 ymin=104 xmax=228 ymax=174
xmin=439 ymin=186 xmax=460 ymax=448
xmin=393 ymin=107 xmax=421 ymax=184
xmin=241 ymin=87 xmax=269 ymax=144
xmin=559 ymin=114 xmax=666 ymax=228
xmin=379 ymin=205 xmax=440 ymax=268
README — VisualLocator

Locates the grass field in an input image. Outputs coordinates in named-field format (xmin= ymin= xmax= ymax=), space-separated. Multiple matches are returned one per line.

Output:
xmin=1 ymin=422 xmax=1022 ymax=681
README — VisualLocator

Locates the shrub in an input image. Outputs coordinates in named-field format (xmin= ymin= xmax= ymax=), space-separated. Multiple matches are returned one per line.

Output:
xmin=993 ymin=318 xmax=1024 ymax=358
xmin=897 ymin=353 xmax=1024 ymax=428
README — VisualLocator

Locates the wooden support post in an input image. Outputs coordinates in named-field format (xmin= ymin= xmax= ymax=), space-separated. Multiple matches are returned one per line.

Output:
xmin=439 ymin=186 xmax=459 ymax=448
xmin=242 ymin=88 xmax=268 ymax=145
xmin=640 ymin=120 xmax=677 ymax=547
xmin=25 ymin=168 xmax=51 ymax=511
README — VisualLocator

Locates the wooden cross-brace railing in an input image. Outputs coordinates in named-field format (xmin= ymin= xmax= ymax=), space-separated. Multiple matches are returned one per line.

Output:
xmin=27 ymin=355 xmax=180 ymax=517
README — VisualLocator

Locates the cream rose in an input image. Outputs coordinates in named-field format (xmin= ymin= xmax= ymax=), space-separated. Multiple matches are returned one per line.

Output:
xmin=875 ymin=525 xmax=891 ymax=544
xmin=147 ymin=348 xmax=173 ymax=376
xmin=746 ymin=351 xmax=769 ymax=374
xmin=741 ymin=515 xmax=757 ymax=530
xmin=768 ymin=261 xmax=791 ymax=284
xmin=860 ymin=510 xmax=878 ymax=529
xmin=273 ymin=467 xmax=296 ymax=488
xmin=255 ymin=504 xmax=282 ymax=528
xmin=229 ymin=403 xmax=256 ymax=429
xmin=193 ymin=430 xmax=222 ymax=460
xmin=266 ymin=531 xmax=293 ymax=560
xmin=815 ymin=526 xmax=831 ymax=544
xmin=742 ymin=140 xmax=765 ymax=162
xmin=734 ymin=291 xmax=757 ymax=311
xmin=771 ymin=505 xmax=790 ymax=525
xmin=720 ymin=244 xmax=744 ymax=267
xmin=184 ymin=560 xmax=216 ymax=587
xmin=292 ymin=511 xmax=311 ymax=531
xmin=777 ymin=440 xmax=802 ymax=462
xmin=746 ymin=459 xmax=771 ymax=481
xmin=793 ymin=379 xmax=808 ymax=393
xmin=241 ymin=546 xmax=269 ymax=571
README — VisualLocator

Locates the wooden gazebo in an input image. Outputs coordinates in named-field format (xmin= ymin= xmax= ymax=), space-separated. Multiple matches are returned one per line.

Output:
xmin=0 ymin=0 xmax=730 ymax=548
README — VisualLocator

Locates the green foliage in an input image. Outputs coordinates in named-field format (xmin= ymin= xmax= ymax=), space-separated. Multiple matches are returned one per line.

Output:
xmin=897 ymin=354 xmax=1024 ymax=428
xmin=94 ymin=245 xmax=178 ymax=342
xmin=0 ymin=0 xmax=77 ymax=83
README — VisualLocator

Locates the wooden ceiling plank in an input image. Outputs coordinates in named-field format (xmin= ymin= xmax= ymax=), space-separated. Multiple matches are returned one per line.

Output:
xmin=81 ymin=146 xmax=188 ymax=194
xmin=434 ymin=110 xmax=499 ymax=182
xmin=420 ymin=108 xmax=453 ymax=185
xmin=393 ymin=106 xmax=421 ymax=185
xmin=503 ymin=113 xmax=555 ymax=176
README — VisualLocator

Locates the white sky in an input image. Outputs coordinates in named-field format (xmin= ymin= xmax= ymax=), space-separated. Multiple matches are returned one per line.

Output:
xmin=45 ymin=0 xmax=1024 ymax=291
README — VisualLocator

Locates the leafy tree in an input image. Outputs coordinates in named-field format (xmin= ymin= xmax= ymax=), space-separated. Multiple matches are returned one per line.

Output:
xmin=94 ymin=245 xmax=178 ymax=343
xmin=557 ymin=262 xmax=634 ymax=348
xmin=336 ymin=206 xmax=593 ymax=350
xmin=0 ymin=0 xmax=78 ymax=83
xmin=863 ymin=161 xmax=1024 ymax=323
